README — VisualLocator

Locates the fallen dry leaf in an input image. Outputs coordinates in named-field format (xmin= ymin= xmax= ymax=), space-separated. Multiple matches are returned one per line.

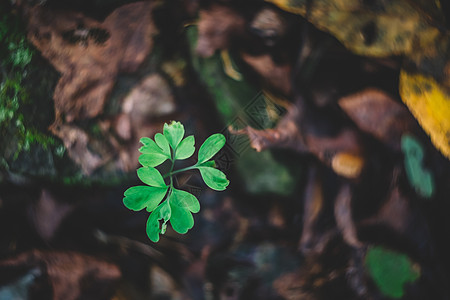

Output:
xmin=232 ymin=96 xmax=366 ymax=178
xmin=0 ymin=250 xmax=121 ymax=300
xmin=399 ymin=70 xmax=450 ymax=159
xmin=299 ymin=166 xmax=326 ymax=254
xmin=241 ymin=52 xmax=292 ymax=95
xmin=339 ymin=88 xmax=417 ymax=151
xmin=26 ymin=1 xmax=157 ymax=122
xmin=196 ymin=4 xmax=246 ymax=57
xmin=334 ymin=183 xmax=362 ymax=248
xmin=266 ymin=0 xmax=441 ymax=57
xmin=267 ymin=0 xmax=450 ymax=159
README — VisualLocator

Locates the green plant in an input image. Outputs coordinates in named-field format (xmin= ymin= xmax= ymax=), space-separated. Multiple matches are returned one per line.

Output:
xmin=123 ymin=121 xmax=229 ymax=242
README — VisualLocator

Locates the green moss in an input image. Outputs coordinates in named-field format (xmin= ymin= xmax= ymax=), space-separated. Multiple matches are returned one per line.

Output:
xmin=0 ymin=75 xmax=57 ymax=158
xmin=8 ymin=38 xmax=33 ymax=67
xmin=0 ymin=5 xmax=58 ymax=160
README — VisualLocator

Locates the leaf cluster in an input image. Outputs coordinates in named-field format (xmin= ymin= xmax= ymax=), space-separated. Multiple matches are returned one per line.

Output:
xmin=123 ymin=121 xmax=229 ymax=242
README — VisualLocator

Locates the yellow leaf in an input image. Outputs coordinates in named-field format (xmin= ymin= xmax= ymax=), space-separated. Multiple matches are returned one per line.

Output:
xmin=331 ymin=152 xmax=365 ymax=178
xmin=220 ymin=50 xmax=243 ymax=81
xmin=266 ymin=0 xmax=441 ymax=57
xmin=399 ymin=71 xmax=450 ymax=159
xmin=266 ymin=0 xmax=450 ymax=159
xmin=267 ymin=0 xmax=306 ymax=15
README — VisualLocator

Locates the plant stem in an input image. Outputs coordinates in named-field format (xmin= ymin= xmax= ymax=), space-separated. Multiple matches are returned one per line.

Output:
xmin=168 ymin=148 xmax=176 ymax=186
xmin=164 ymin=165 xmax=197 ymax=178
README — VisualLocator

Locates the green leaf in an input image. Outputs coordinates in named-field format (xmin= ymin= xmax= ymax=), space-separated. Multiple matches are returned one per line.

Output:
xmin=138 ymin=137 xmax=169 ymax=167
xmin=168 ymin=188 xmax=199 ymax=234
xmin=123 ymin=121 xmax=230 ymax=243
xmin=365 ymin=246 xmax=420 ymax=299
xmin=137 ymin=167 xmax=166 ymax=187
xmin=170 ymin=188 xmax=200 ymax=213
xmin=197 ymin=166 xmax=229 ymax=191
xmin=163 ymin=121 xmax=185 ymax=150
xmin=199 ymin=160 xmax=216 ymax=168
xmin=197 ymin=133 xmax=226 ymax=164
xmin=139 ymin=137 xmax=165 ymax=155
xmin=146 ymin=200 xmax=171 ymax=242
xmin=169 ymin=202 xmax=194 ymax=234
xmin=138 ymin=153 xmax=169 ymax=167
xmin=401 ymin=134 xmax=434 ymax=198
xmin=123 ymin=186 xmax=168 ymax=212
xmin=175 ymin=135 xmax=195 ymax=160
xmin=155 ymin=133 xmax=171 ymax=157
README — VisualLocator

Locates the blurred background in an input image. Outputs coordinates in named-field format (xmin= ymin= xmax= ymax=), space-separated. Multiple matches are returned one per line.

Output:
xmin=1 ymin=0 xmax=450 ymax=299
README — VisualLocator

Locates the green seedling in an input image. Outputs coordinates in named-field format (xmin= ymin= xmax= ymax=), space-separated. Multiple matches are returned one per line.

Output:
xmin=365 ymin=246 xmax=420 ymax=299
xmin=123 ymin=121 xmax=229 ymax=242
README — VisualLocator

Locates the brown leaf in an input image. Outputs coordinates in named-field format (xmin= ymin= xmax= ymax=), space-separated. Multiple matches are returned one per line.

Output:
xmin=306 ymin=128 xmax=364 ymax=175
xmin=196 ymin=4 xmax=246 ymax=57
xmin=299 ymin=166 xmax=327 ymax=254
xmin=232 ymin=97 xmax=366 ymax=178
xmin=241 ymin=53 xmax=292 ymax=95
xmin=339 ymin=88 xmax=417 ymax=151
xmin=268 ymin=0 xmax=450 ymax=158
xmin=26 ymin=1 xmax=157 ymax=122
xmin=230 ymin=100 xmax=305 ymax=152
xmin=334 ymin=184 xmax=362 ymax=248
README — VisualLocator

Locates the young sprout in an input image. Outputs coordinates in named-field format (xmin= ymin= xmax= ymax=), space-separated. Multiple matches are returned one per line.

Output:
xmin=123 ymin=121 xmax=229 ymax=242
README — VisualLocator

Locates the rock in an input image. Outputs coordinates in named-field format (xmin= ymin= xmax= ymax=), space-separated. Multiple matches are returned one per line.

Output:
xmin=121 ymin=74 xmax=176 ymax=121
